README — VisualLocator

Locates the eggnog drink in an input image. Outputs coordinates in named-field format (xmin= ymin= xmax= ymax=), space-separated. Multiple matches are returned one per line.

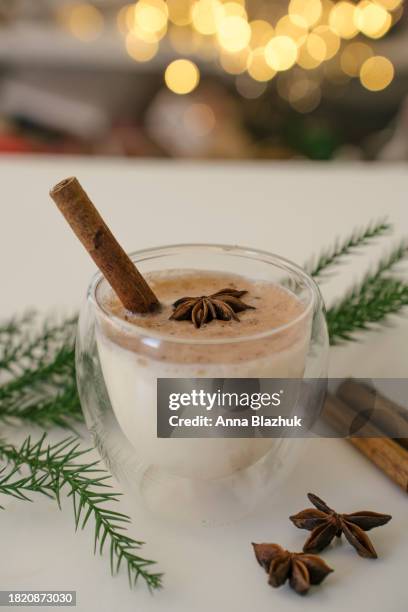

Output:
xmin=95 ymin=270 xmax=311 ymax=481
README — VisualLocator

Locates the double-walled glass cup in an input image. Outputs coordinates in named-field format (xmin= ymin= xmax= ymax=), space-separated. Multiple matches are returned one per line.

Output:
xmin=76 ymin=244 xmax=329 ymax=525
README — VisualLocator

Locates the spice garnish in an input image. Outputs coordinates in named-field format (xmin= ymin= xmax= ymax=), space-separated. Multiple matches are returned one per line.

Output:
xmin=290 ymin=493 xmax=392 ymax=559
xmin=252 ymin=543 xmax=333 ymax=596
xmin=50 ymin=177 xmax=159 ymax=314
xmin=170 ymin=288 xmax=255 ymax=328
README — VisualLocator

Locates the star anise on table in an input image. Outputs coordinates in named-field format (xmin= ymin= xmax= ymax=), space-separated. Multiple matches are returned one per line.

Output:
xmin=252 ymin=543 xmax=333 ymax=596
xmin=169 ymin=288 xmax=255 ymax=328
xmin=290 ymin=493 xmax=392 ymax=559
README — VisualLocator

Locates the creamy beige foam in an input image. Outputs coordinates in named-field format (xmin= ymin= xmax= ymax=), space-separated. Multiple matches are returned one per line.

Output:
xmin=105 ymin=270 xmax=305 ymax=338
xmin=96 ymin=271 xmax=312 ymax=480
xmin=100 ymin=271 xmax=309 ymax=366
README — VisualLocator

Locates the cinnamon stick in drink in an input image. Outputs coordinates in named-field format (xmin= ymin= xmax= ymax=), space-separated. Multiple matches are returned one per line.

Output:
xmin=50 ymin=177 xmax=159 ymax=314
xmin=337 ymin=379 xmax=408 ymax=451
xmin=322 ymin=393 xmax=408 ymax=493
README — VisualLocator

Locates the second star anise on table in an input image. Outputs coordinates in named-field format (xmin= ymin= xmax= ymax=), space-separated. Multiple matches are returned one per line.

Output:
xmin=290 ymin=493 xmax=392 ymax=559
xmin=252 ymin=543 xmax=333 ymax=596
xmin=170 ymin=288 xmax=255 ymax=328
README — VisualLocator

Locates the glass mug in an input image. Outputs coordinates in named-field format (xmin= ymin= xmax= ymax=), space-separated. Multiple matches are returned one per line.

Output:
xmin=76 ymin=244 xmax=329 ymax=525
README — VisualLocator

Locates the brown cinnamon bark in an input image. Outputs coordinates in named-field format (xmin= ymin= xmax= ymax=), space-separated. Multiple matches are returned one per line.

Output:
xmin=323 ymin=394 xmax=408 ymax=493
xmin=338 ymin=379 xmax=408 ymax=451
xmin=50 ymin=177 xmax=159 ymax=313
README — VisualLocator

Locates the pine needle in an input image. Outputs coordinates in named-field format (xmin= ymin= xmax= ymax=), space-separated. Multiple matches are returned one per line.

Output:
xmin=327 ymin=276 xmax=408 ymax=344
xmin=305 ymin=218 xmax=391 ymax=279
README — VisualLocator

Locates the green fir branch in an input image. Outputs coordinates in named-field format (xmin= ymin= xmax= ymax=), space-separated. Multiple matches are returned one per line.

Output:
xmin=0 ymin=314 xmax=82 ymax=429
xmin=327 ymin=276 xmax=408 ymax=344
xmin=0 ymin=435 xmax=162 ymax=591
xmin=0 ymin=462 xmax=54 ymax=507
xmin=327 ymin=240 xmax=408 ymax=344
xmin=362 ymin=239 xmax=408 ymax=285
xmin=305 ymin=218 xmax=391 ymax=279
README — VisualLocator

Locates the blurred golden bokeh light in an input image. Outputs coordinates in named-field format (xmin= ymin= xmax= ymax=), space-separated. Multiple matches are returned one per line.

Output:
xmin=126 ymin=31 xmax=159 ymax=61
xmin=354 ymin=1 xmax=392 ymax=38
xmin=289 ymin=0 xmax=323 ymax=28
xmin=306 ymin=32 xmax=327 ymax=61
xmin=296 ymin=40 xmax=322 ymax=69
xmin=247 ymin=48 xmax=276 ymax=81
xmin=165 ymin=59 xmax=200 ymax=94
xmin=360 ymin=55 xmax=394 ymax=90
xmin=319 ymin=0 xmax=335 ymax=24
xmin=313 ymin=25 xmax=340 ymax=59
xmin=341 ymin=41 xmax=373 ymax=76
xmin=219 ymin=47 xmax=249 ymax=74
xmin=167 ymin=0 xmax=192 ymax=26
xmin=249 ymin=20 xmax=274 ymax=48
xmin=136 ymin=22 xmax=167 ymax=42
xmin=329 ymin=2 xmax=358 ymax=38
xmin=62 ymin=3 xmax=104 ymax=42
xmin=265 ymin=36 xmax=298 ymax=71
xmin=134 ymin=0 xmax=168 ymax=34
xmin=275 ymin=15 xmax=307 ymax=46
xmin=217 ymin=15 xmax=251 ymax=52
xmin=223 ymin=2 xmax=248 ymax=19
xmin=192 ymin=0 xmax=223 ymax=35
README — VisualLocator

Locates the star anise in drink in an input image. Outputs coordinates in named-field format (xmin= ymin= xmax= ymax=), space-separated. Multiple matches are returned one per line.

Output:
xmin=290 ymin=493 xmax=392 ymax=559
xmin=252 ymin=543 xmax=333 ymax=596
xmin=170 ymin=288 xmax=255 ymax=328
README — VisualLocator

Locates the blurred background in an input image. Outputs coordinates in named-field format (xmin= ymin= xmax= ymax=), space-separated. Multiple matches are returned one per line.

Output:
xmin=0 ymin=0 xmax=407 ymax=161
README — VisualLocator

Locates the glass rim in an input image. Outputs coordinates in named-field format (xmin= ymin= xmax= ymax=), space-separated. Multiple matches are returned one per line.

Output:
xmin=88 ymin=243 xmax=322 ymax=346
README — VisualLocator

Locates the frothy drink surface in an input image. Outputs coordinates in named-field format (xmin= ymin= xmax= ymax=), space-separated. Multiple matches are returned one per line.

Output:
xmin=102 ymin=271 xmax=306 ymax=357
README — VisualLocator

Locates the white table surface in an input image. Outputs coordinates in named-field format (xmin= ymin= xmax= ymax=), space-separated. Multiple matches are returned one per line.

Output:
xmin=0 ymin=157 xmax=407 ymax=612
